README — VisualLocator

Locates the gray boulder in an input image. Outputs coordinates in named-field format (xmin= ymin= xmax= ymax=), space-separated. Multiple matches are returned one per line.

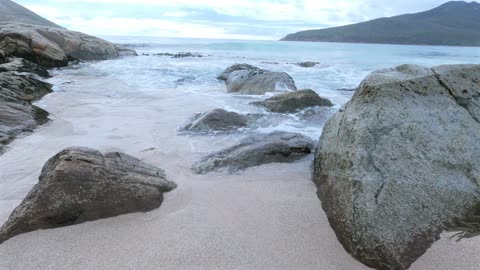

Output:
xmin=226 ymin=69 xmax=297 ymax=95
xmin=218 ymin=64 xmax=297 ymax=95
xmin=0 ymin=22 xmax=137 ymax=68
xmin=313 ymin=64 xmax=480 ymax=270
xmin=0 ymin=147 xmax=177 ymax=244
xmin=193 ymin=131 xmax=314 ymax=174
xmin=180 ymin=109 xmax=251 ymax=133
xmin=0 ymin=71 xmax=52 ymax=154
xmin=217 ymin=63 xmax=258 ymax=81
xmin=253 ymin=89 xmax=333 ymax=113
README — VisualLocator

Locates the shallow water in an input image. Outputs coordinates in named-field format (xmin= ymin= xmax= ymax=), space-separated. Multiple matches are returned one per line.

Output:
xmin=0 ymin=38 xmax=480 ymax=269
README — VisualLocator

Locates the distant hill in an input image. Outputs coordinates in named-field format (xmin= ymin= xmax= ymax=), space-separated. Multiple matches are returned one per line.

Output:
xmin=0 ymin=0 xmax=63 ymax=28
xmin=281 ymin=1 xmax=480 ymax=46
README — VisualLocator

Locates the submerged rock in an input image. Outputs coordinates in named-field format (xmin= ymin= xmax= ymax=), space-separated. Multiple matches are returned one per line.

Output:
xmin=114 ymin=44 xmax=138 ymax=56
xmin=313 ymin=64 xmax=480 ymax=270
xmin=0 ymin=147 xmax=177 ymax=244
xmin=217 ymin=63 xmax=258 ymax=81
xmin=218 ymin=64 xmax=297 ymax=95
xmin=180 ymin=109 xmax=251 ymax=133
xmin=296 ymin=61 xmax=319 ymax=68
xmin=193 ymin=131 xmax=314 ymax=174
xmin=0 ymin=22 xmax=137 ymax=68
xmin=253 ymin=89 xmax=333 ymax=113
xmin=0 ymin=71 xmax=52 ymax=153
xmin=227 ymin=69 xmax=297 ymax=95
xmin=153 ymin=52 xmax=204 ymax=58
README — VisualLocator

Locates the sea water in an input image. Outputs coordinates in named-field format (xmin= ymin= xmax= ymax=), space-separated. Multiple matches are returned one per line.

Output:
xmin=1 ymin=38 xmax=480 ymax=269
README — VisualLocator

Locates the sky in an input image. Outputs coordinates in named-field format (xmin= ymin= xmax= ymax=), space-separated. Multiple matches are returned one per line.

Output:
xmin=17 ymin=0 xmax=452 ymax=40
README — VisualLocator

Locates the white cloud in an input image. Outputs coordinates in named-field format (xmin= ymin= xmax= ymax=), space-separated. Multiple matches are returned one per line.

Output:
xmin=19 ymin=0 xmax=451 ymax=39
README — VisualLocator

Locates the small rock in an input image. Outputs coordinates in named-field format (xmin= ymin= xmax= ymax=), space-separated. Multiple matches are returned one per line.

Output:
xmin=296 ymin=61 xmax=319 ymax=68
xmin=192 ymin=131 xmax=315 ymax=174
xmin=0 ymin=147 xmax=177 ymax=244
xmin=252 ymin=89 xmax=333 ymax=113
xmin=180 ymin=109 xmax=252 ymax=133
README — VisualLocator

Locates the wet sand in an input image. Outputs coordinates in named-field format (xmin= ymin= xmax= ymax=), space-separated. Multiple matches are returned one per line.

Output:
xmin=0 ymin=73 xmax=479 ymax=270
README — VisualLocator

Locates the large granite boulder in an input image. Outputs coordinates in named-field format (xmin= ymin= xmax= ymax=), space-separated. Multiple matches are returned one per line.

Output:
xmin=313 ymin=64 xmax=480 ymax=270
xmin=253 ymin=89 xmax=333 ymax=113
xmin=193 ymin=131 xmax=314 ymax=174
xmin=0 ymin=22 xmax=136 ymax=68
xmin=218 ymin=64 xmax=297 ymax=95
xmin=0 ymin=71 xmax=52 ymax=153
xmin=0 ymin=147 xmax=177 ymax=244
xmin=180 ymin=109 xmax=252 ymax=133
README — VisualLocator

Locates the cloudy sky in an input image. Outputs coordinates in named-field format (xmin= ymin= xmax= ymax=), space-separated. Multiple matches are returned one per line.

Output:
xmin=17 ymin=0 xmax=450 ymax=39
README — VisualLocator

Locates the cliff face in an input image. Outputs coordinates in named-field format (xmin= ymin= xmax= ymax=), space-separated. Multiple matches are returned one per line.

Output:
xmin=0 ymin=0 xmax=63 ymax=28
xmin=282 ymin=1 xmax=480 ymax=46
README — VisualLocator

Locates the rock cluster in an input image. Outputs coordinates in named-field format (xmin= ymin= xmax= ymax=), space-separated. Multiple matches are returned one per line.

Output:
xmin=0 ymin=60 xmax=52 ymax=153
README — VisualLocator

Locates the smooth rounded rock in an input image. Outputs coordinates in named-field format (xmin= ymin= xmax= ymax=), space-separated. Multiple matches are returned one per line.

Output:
xmin=313 ymin=64 xmax=480 ymax=270
xmin=253 ymin=89 xmax=333 ymax=113
xmin=0 ymin=147 xmax=177 ymax=244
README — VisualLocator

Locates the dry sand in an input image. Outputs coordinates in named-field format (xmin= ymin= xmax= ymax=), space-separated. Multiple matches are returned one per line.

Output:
xmin=0 ymin=74 xmax=479 ymax=270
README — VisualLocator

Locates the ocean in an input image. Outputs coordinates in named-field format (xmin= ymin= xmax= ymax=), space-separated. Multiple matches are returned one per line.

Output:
xmin=1 ymin=37 xmax=480 ymax=269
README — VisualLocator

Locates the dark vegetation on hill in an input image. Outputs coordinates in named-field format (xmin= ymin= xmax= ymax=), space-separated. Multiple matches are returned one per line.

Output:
xmin=282 ymin=1 xmax=480 ymax=46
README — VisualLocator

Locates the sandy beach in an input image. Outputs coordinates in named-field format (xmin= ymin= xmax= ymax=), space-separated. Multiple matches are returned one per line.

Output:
xmin=1 ymin=70 xmax=480 ymax=269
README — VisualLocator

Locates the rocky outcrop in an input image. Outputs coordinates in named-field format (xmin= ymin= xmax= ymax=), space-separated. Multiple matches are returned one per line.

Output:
xmin=193 ymin=131 xmax=314 ymax=174
xmin=0 ymin=147 xmax=177 ymax=244
xmin=0 ymin=57 xmax=49 ymax=77
xmin=312 ymin=64 xmax=480 ymax=270
xmin=180 ymin=109 xmax=255 ymax=133
xmin=217 ymin=63 xmax=258 ymax=81
xmin=0 ymin=22 xmax=137 ymax=68
xmin=0 ymin=67 xmax=52 ymax=153
xmin=252 ymin=89 xmax=333 ymax=113
xmin=218 ymin=64 xmax=297 ymax=95
xmin=0 ymin=49 xmax=5 ymax=64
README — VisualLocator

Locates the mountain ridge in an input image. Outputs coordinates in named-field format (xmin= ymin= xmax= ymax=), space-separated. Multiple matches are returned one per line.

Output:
xmin=0 ymin=0 xmax=63 ymax=28
xmin=281 ymin=1 xmax=480 ymax=46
